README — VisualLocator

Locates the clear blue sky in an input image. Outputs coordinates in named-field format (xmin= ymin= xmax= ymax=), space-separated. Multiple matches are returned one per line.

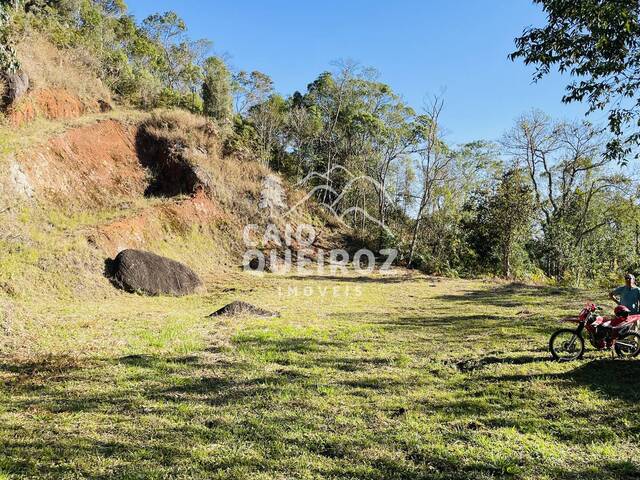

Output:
xmin=126 ymin=0 xmax=594 ymax=145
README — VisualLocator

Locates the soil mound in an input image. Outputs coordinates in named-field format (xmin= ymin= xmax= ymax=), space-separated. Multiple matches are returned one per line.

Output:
xmin=208 ymin=301 xmax=280 ymax=318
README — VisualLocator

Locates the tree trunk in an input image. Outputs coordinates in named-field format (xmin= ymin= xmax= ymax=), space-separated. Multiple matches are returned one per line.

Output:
xmin=502 ymin=243 xmax=511 ymax=279
xmin=408 ymin=214 xmax=423 ymax=267
xmin=408 ymin=189 xmax=430 ymax=267
xmin=377 ymin=180 xmax=386 ymax=249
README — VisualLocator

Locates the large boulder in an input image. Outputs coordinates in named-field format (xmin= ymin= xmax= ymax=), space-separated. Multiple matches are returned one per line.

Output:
xmin=109 ymin=249 xmax=203 ymax=296
xmin=2 ymin=71 xmax=29 ymax=107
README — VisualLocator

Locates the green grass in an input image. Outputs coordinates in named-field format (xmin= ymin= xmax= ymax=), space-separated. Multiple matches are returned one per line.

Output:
xmin=1 ymin=272 xmax=639 ymax=479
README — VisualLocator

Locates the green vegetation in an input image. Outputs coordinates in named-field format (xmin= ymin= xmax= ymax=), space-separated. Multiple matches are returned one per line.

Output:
xmin=2 ymin=272 xmax=639 ymax=479
xmin=202 ymin=56 xmax=232 ymax=126
xmin=2 ymin=0 xmax=640 ymax=284
xmin=2 ymin=1 xmax=640 ymax=478
xmin=511 ymin=0 xmax=640 ymax=162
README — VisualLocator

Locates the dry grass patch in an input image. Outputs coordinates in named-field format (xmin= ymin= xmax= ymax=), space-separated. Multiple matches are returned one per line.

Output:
xmin=16 ymin=36 xmax=110 ymax=103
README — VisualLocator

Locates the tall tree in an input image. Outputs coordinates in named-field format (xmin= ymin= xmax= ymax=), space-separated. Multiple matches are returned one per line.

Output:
xmin=233 ymin=70 xmax=274 ymax=114
xmin=488 ymin=168 xmax=535 ymax=278
xmin=407 ymin=97 xmax=452 ymax=266
xmin=502 ymin=110 xmax=630 ymax=279
xmin=142 ymin=11 xmax=210 ymax=94
xmin=202 ymin=56 xmax=232 ymax=124
xmin=247 ymin=94 xmax=287 ymax=166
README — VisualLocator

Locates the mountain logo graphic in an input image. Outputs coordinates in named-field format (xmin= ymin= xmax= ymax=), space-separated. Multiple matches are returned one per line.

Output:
xmin=284 ymin=166 xmax=395 ymax=235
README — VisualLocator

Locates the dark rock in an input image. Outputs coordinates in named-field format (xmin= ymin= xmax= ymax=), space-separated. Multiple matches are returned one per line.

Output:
xmin=98 ymin=99 xmax=113 ymax=112
xmin=208 ymin=301 xmax=280 ymax=318
xmin=108 ymin=249 xmax=203 ymax=296
xmin=2 ymin=71 xmax=29 ymax=107
xmin=135 ymin=130 xmax=211 ymax=197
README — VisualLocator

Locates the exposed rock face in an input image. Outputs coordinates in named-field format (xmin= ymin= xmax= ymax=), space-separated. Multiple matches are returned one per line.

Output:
xmin=208 ymin=301 xmax=280 ymax=318
xmin=135 ymin=132 xmax=212 ymax=197
xmin=9 ymin=160 xmax=34 ymax=199
xmin=259 ymin=174 xmax=287 ymax=215
xmin=109 ymin=249 xmax=203 ymax=296
xmin=2 ymin=71 xmax=29 ymax=106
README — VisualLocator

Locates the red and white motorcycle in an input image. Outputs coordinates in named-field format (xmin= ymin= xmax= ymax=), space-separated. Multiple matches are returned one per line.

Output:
xmin=549 ymin=304 xmax=640 ymax=361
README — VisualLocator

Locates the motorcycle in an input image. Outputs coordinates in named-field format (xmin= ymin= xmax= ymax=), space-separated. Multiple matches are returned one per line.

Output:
xmin=549 ymin=303 xmax=640 ymax=361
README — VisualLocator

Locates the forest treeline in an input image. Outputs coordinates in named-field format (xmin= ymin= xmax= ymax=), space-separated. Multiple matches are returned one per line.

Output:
xmin=1 ymin=0 xmax=639 ymax=286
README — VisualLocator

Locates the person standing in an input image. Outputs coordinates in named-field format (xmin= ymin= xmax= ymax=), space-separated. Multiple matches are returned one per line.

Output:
xmin=609 ymin=273 xmax=640 ymax=314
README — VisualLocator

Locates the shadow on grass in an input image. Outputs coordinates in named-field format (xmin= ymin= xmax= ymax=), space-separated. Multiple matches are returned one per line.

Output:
xmin=0 ymin=350 xmax=312 ymax=477
xmin=233 ymin=335 xmax=347 ymax=354
xmin=118 ymin=353 xmax=200 ymax=366
xmin=2 ymin=346 xmax=639 ymax=478
xmin=549 ymin=460 xmax=640 ymax=480
xmin=496 ymin=359 xmax=640 ymax=403
xmin=454 ymin=354 xmax=547 ymax=372
xmin=0 ymin=354 xmax=86 ymax=381
xmin=435 ymin=282 xmax=582 ymax=308
xmin=381 ymin=313 xmax=505 ymax=329
xmin=284 ymin=273 xmax=438 ymax=284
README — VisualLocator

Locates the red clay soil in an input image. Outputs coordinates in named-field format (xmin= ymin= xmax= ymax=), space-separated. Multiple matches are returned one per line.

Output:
xmin=7 ymin=88 xmax=102 ymax=127
xmin=90 ymin=191 xmax=224 ymax=257
xmin=17 ymin=119 xmax=146 ymax=208
xmin=89 ymin=209 xmax=161 ymax=257
xmin=16 ymin=116 xmax=230 ymax=257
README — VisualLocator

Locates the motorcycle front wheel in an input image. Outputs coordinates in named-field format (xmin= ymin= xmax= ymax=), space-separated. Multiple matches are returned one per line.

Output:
xmin=549 ymin=329 xmax=585 ymax=361
xmin=615 ymin=333 xmax=640 ymax=358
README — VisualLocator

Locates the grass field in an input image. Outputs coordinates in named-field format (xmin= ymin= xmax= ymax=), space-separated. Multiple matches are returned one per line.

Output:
xmin=1 ymin=271 xmax=639 ymax=479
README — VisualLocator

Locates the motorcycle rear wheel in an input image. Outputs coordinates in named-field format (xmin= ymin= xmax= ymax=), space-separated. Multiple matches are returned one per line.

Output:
xmin=549 ymin=329 xmax=585 ymax=361
xmin=615 ymin=333 xmax=640 ymax=358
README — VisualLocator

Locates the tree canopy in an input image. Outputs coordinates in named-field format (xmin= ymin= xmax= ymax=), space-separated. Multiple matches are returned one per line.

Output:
xmin=511 ymin=0 xmax=640 ymax=162
xmin=3 ymin=0 xmax=640 ymax=285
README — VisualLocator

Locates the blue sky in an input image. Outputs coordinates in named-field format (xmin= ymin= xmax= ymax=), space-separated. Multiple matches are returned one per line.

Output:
xmin=126 ymin=0 xmax=595 ymax=145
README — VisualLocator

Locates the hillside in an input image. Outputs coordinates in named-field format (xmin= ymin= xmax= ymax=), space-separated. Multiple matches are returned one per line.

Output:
xmin=5 ymin=3 xmax=640 ymax=479
xmin=0 ymin=51 xmax=347 ymax=358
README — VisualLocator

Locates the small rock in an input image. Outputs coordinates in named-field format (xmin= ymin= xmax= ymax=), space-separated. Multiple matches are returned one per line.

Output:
xmin=208 ymin=301 xmax=279 ymax=318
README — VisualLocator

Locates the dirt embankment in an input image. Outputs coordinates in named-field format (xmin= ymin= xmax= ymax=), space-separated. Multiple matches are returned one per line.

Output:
xmin=7 ymin=37 xmax=113 ymax=127
xmin=12 ymin=117 xmax=229 ymax=257
xmin=17 ymin=119 xmax=145 ymax=206
xmin=7 ymin=88 xmax=109 ymax=127
xmin=5 ymin=108 xmax=344 ymax=278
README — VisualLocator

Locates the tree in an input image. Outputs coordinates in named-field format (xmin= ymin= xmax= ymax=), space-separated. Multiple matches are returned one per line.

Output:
xmin=0 ymin=2 xmax=20 ymax=74
xmin=233 ymin=70 xmax=273 ymax=114
xmin=202 ymin=56 xmax=232 ymax=124
xmin=364 ymin=85 xmax=417 ymax=239
xmin=407 ymin=97 xmax=453 ymax=267
xmin=488 ymin=168 xmax=535 ymax=278
xmin=511 ymin=0 xmax=640 ymax=162
xmin=142 ymin=11 xmax=210 ymax=96
xmin=502 ymin=110 xmax=631 ymax=279
xmin=283 ymin=63 xmax=422 ymax=240
xmin=247 ymin=94 xmax=287 ymax=166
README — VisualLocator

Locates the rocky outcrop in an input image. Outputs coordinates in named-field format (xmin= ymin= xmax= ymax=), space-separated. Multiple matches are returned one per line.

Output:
xmin=108 ymin=249 xmax=203 ymax=296
xmin=136 ymin=130 xmax=212 ymax=197
xmin=1 ymin=70 xmax=29 ymax=107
